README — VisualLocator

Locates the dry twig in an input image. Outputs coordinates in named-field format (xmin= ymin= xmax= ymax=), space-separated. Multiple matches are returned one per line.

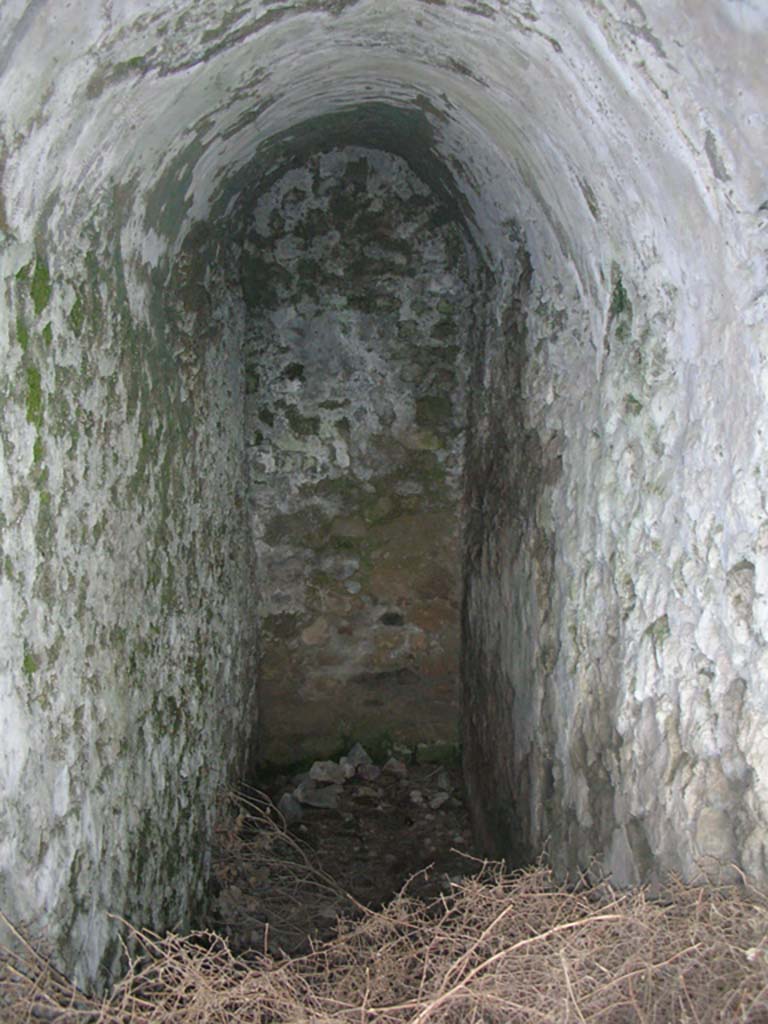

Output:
xmin=2 ymin=793 xmax=768 ymax=1023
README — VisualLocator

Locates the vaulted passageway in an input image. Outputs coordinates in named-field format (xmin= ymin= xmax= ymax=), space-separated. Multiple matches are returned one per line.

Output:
xmin=0 ymin=0 xmax=766 ymax=990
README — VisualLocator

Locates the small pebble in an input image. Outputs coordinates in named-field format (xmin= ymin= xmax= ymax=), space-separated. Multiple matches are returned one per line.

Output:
xmin=355 ymin=785 xmax=381 ymax=799
xmin=277 ymin=792 xmax=303 ymax=824
xmin=309 ymin=760 xmax=347 ymax=785
xmin=430 ymin=792 xmax=451 ymax=810
xmin=294 ymin=779 xmax=342 ymax=809
xmin=383 ymin=756 xmax=408 ymax=778
xmin=346 ymin=742 xmax=373 ymax=767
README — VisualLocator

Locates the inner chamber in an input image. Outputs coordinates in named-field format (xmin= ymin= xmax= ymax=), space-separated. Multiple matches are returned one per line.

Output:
xmin=241 ymin=147 xmax=475 ymax=764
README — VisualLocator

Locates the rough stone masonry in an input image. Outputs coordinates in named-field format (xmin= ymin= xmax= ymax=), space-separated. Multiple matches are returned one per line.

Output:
xmin=0 ymin=0 xmax=766 ymax=992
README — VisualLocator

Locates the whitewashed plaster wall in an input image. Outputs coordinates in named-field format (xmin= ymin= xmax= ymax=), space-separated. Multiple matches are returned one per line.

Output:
xmin=0 ymin=0 xmax=766 ymax=989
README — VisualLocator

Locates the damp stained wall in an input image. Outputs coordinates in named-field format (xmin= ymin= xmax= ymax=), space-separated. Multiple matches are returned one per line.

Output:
xmin=0 ymin=198 xmax=258 ymax=989
xmin=0 ymin=0 xmax=767 ymax=991
xmin=240 ymin=147 xmax=472 ymax=763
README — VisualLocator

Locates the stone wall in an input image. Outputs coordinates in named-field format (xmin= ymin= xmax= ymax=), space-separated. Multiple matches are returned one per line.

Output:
xmin=0 ymin=0 xmax=766 ymax=990
xmin=240 ymin=148 xmax=472 ymax=763
xmin=0 ymin=203 xmax=258 ymax=987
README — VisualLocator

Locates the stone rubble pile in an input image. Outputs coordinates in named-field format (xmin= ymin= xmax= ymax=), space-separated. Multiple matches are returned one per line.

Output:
xmin=277 ymin=742 xmax=457 ymax=824
xmin=209 ymin=743 xmax=474 ymax=955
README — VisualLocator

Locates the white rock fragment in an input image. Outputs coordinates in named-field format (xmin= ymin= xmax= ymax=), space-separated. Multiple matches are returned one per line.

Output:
xmin=348 ymin=742 xmax=373 ymax=765
xmin=430 ymin=792 xmax=450 ymax=810
xmin=293 ymin=779 xmax=342 ymax=809
xmin=309 ymin=760 xmax=347 ymax=785
xmin=383 ymin=757 xmax=408 ymax=778
xmin=277 ymin=792 xmax=303 ymax=824
xmin=340 ymin=743 xmax=372 ymax=776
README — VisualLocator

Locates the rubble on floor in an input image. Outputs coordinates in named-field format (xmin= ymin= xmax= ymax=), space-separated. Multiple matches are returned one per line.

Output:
xmin=207 ymin=743 xmax=476 ymax=955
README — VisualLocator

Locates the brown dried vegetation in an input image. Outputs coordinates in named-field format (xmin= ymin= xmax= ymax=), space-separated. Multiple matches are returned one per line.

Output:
xmin=3 ymin=791 xmax=768 ymax=1022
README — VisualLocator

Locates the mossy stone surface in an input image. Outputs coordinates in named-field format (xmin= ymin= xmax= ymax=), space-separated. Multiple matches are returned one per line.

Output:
xmin=244 ymin=147 xmax=471 ymax=764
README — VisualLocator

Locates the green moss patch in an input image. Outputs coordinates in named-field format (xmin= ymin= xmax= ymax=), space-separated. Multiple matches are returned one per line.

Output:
xmin=25 ymin=366 xmax=43 ymax=427
xmin=282 ymin=362 xmax=305 ymax=382
xmin=646 ymin=614 xmax=671 ymax=649
xmin=286 ymin=406 xmax=320 ymax=437
xmin=68 ymin=295 xmax=85 ymax=337
xmin=609 ymin=266 xmax=633 ymax=340
xmin=262 ymin=612 xmax=301 ymax=639
xmin=240 ymin=252 xmax=283 ymax=309
xmin=431 ymin=318 xmax=457 ymax=340
xmin=22 ymin=644 xmax=38 ymax=678
xmin=263 ymin=507 xmax=329 ymax=547
xmin=610 ymin=276 xmax=630 ymax=318
xmin=624 ymin=394 xmax=643 ymax=416
xmin=36 ymin=489 xmax=55 ymax=557
xmin=15 ymin=315 xmax=29 ymax=351
xmin=30 ymin=259 xmax=52 ymax=316
xmin=415 ymin=395 xmax=454 ymax=429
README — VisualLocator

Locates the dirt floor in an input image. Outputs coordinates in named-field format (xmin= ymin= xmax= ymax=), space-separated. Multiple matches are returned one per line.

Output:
xmin=206 ymin=746 xmax=478 ymax=957
xmin=5 ymin=752 xmax=768 ymax=1022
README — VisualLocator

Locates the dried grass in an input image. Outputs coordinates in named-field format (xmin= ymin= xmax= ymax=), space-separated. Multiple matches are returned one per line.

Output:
xmin=3 ymin=792 xmax=768 ymax=1023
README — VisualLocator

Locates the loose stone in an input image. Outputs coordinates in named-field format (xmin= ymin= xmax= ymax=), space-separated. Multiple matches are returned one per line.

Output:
xmin=345 ymin=742 xmax=373 ymax=768
xmin=309 ymin=760 xmax=348 ymax=784
xmin=383 ymin=757 xmax=408 ymax=778
xmin=294 ymin=780 xmax=342 ymax=809
xmin=278 ymin=793 xmax=304 ymax=825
